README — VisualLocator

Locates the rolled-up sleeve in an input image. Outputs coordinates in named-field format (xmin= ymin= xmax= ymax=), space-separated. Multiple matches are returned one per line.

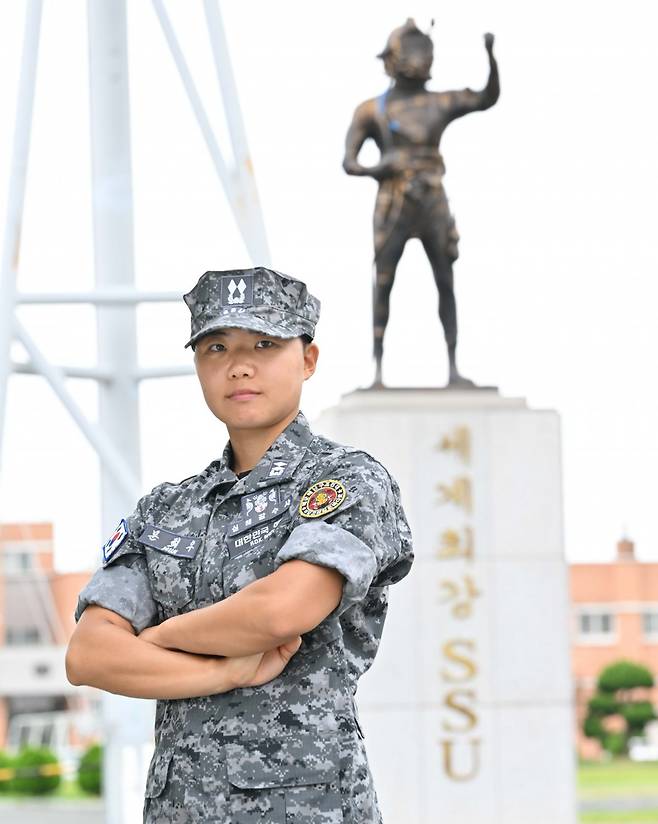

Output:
xmin=273 ymin=451 xmax=413 ymax=617
xmin=74 ymin=490 xmax=161 ymax=633
xmin=74 ymin=555 xmax=158 ymax=634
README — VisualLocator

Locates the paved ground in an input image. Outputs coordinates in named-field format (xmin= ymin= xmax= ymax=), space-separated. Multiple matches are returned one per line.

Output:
xmin=580 ymin=796 xmax=658 ymax=812
xmin=0 ymin=801 xmax=104 ymax=824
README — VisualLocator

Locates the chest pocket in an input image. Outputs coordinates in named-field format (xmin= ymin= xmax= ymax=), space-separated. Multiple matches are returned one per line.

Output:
xmin=140 ymin=539 xmax=199 ymax=618
xmin=222 ymin=512 xmax=293 ymax=598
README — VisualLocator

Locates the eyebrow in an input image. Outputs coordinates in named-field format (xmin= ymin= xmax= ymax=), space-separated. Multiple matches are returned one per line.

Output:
xmin=202 ymin=329 xmax=279 ymax=342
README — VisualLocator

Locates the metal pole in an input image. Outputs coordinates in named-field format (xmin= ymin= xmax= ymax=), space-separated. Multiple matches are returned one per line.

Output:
xmin=151 ymin=0 xmax=257 ymax=258
xmin=0 ymin=0 xmax=43 ymax=476
xmin=87 ymin=2 xmax=153 ymax=821
xmin=17 ymin=287 xmax=184 ymax=304
xmin=15 ymin=321 xmax=140 ymax=500
xmin=203 ymin=0 xmax=271 ymax=265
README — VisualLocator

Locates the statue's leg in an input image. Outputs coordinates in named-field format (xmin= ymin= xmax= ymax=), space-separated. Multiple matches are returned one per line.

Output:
xmin=372 ymin=231 xmax=406 ymax=386
xmin=421 ymin=233 xmax=472 ymax=385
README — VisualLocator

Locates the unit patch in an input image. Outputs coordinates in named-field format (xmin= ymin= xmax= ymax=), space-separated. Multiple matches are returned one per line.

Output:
xmin=299 ymin=479 xmax=347 ymax=519
xmin=241 ymin=487 xmax=279 ymax=520
xmin=101 ymin=519 xmax=129 ymax=566
xmin=229 ymin=495 xmax=293 ymax=537
xmin=136 ymin=525 xmax=200 ymax=559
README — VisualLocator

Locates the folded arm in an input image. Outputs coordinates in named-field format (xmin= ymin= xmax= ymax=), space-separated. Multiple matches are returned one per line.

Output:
xmin=65 ymin=605 xmax=300 ymax=699
xmin=142 ymin=559 xmax=344 ymax=657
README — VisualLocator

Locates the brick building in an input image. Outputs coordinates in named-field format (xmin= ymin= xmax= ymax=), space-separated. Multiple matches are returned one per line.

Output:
xmin=570 ymin=537 xmax=658 ymax=758
xmin=0 ymin=522 xmax=98 ymax=752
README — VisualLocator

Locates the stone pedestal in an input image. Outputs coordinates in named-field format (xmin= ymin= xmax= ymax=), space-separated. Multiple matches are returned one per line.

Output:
xmin=313 ymin=389 xmax=577 ymax=824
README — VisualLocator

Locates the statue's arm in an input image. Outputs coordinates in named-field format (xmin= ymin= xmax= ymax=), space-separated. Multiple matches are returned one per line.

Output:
xmin=443 ymin=32 xmax=500 ymax=120
xmin=343 ymin=100 xmax=378 ymax=177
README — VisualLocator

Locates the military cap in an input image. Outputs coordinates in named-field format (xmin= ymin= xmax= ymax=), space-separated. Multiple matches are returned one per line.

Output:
xmin=182 ymin=266 xmax=321 ymax=349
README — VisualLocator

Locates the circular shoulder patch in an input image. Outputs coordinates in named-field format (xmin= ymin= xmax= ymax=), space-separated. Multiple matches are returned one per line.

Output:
xmin=299 ymin=479 xmax=347 ymax=519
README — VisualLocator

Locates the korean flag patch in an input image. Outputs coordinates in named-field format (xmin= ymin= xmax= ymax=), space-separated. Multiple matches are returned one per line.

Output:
xmin=101 ymin=519 xmax=129 ymax=566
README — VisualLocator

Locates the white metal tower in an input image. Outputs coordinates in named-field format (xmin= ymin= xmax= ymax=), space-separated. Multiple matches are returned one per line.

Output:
xmin=0 ymin=2 xmax=270 ymax=821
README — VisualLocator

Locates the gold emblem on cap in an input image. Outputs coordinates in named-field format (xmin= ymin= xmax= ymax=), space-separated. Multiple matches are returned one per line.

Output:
xmin=299 ymin=479 xmax=347 ymax=519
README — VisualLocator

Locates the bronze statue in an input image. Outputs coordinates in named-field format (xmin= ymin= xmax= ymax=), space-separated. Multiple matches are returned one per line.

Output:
xmin=343 ymin=20 xmax=500 ymax=388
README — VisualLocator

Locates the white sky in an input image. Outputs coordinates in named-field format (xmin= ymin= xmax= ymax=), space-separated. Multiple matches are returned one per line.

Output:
xmin=1 ymin=0 xmax=657 ymax=570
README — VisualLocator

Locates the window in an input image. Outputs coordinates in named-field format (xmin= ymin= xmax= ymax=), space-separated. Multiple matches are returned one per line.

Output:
xmin=2 ymin=551 xmax=34 ymax=574
xmin=577 ymin=610 xmax=616 ymax=643
xmin=643 ymin=611 xmax=658 ymax=639
xmin=6 ymin=627 xmax=41 ymax=646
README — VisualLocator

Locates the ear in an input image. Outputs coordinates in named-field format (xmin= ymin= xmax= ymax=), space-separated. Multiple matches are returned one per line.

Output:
xmin=303 ymin=341 xmax=319 ymax=380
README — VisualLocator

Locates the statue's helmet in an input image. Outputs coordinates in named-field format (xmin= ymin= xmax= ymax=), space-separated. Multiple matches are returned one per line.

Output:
xmin=377 ymin=18 xmax=434 ymax=81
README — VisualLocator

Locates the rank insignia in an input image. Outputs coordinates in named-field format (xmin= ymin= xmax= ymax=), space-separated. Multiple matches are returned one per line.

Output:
xmin=299 ymin=479 xmax=347 ymax=519
xmin=101 ymin=519 xmax=129 ymax=565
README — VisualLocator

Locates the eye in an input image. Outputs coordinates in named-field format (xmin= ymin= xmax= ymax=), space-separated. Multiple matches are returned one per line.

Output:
xmin=207 ymin=342 xmax=225 ymax=352
xmin=255 ymin=339 xmax=276 ymax=349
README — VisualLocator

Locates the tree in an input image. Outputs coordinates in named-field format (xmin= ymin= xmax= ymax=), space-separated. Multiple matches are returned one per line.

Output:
xmin=583 ymin=659 xmax=656 ymax=757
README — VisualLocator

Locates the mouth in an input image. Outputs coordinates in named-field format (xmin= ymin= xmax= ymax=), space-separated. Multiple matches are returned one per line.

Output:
xmin=228 ymin=390 xmax=262 ymax=400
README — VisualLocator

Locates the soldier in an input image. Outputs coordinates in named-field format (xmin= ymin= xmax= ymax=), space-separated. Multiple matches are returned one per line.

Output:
xmin=66 ymin=266 xmax=414 ymax=823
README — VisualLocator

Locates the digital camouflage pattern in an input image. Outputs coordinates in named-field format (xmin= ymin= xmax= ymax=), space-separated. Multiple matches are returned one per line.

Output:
xmin=183 ymin=267 xmax=321 ymax=349
xmin=75 ymin=410 xmax=413 ymax=823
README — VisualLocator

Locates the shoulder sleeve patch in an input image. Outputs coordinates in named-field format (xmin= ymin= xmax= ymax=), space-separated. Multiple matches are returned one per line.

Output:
xmin=299 ymin=479 xmax=347 ymax=519
xmin=101 ymin=519 xmax=129 ymax=566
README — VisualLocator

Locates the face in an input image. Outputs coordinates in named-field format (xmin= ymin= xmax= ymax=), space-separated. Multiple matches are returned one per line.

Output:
xmin=193 ymin=327 xmax=319 ymax=433
xmin=386 ymin=34 xmax=433 ymax=81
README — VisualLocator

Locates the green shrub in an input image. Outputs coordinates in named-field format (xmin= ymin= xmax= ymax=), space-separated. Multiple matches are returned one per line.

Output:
xmin=583 ymin=714 xmax=604 ymax=739
xmin=0 ymin=750 xmax=13 ymax=793
xmin=77 ymin=743 xmax=102 ymax=795
xmin=584 ymin=659 xmax=657 ymax=757
xmin=11 ymin=746 xmax=61 ymax=795
xmin=598 ymin=660 xmax=654 ymax=692
xmin=602 ymin=731 xmax=627 ymax=756
xmin=587 ymin=693 xmax=619 ymax=716
xmin=621 ymin=701 xmax=656 ymax=733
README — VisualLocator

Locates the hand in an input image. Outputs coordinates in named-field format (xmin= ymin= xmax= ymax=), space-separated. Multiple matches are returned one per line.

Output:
xmin=369 ymin=151 xmax=405 ymax=182
xmin=224 ymin=636 xmax=302 ymax=689
xmin=484 ymin=32 xmax=495 ymax=52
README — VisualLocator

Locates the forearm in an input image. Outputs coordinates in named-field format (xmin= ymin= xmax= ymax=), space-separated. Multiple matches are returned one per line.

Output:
xmin=66 ymin=618 xmax=237 ymax=699
xmin=343 ymin=118 xmax=371 ymax=176
xmin=484 ymin=52 xmax=500 ymax=105
xmin=343 ymin=151 xmax=368 ymax=176
xmin=153 ymin=560 xmax=343 ymax=658
xmin=154 ymin=577 xmax=289 ymax=657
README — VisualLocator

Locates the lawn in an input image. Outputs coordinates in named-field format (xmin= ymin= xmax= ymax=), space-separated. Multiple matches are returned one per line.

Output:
xmin=578 ymin=758 xmax=658 ymax=824
xmin=581 ymin=814 xmax=658 ymax=824
xmin=579 ymin=759 xmax=658 ymax=799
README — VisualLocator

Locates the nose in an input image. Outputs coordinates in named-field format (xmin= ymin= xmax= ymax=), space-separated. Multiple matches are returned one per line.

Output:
xmin=228 ymin=352 xmax=255 ymax=379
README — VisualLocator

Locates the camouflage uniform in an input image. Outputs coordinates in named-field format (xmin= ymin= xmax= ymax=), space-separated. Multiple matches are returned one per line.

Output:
xmin=74 ymin=268 xmax=414 ymax=823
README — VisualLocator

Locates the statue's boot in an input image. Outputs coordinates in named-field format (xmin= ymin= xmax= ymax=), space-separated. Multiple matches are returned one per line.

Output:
xmin=448 ymin=345 xmax=476 ymax=388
